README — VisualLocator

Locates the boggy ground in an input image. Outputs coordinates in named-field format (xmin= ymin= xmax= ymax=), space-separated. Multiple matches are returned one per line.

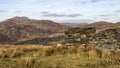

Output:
xmin=0 ymin=44 xmax=120 ymax=68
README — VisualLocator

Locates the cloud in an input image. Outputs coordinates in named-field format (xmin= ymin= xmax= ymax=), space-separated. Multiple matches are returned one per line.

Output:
xmin=97 ymin=14 xmax=117 ymax=17
xmin=15 ymin=11 xmax=22 ymax=13
xmin=82 ymin=1 xmax=87 ymax=4
xmin=90 ymin=0 xmax=101 ymax=3
xmin=0 ymin=10 xmax=5 ymax=12
xmin=41 ymin=12 xmax=49 ymax=14
xmin=90 ymin=0 xmax=110 ymax=3
xmin=41 ymin=12 xmax=82 ymax=18
xmin=115 ymin=10 xmax=120 ymax=13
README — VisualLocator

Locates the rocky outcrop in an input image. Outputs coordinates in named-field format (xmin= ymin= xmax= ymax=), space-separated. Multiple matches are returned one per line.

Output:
xmin=89 ymin=29 xmax=119 ymax=50
xmin=65 ymin=27 xmax=120 ymax=50
xmin=65 ymin=27 xmax=96 ymax=45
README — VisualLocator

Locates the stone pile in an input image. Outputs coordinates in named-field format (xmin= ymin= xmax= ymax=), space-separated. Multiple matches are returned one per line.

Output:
xmin=65 ymin=27 xmax=120 ymax=50
xmin=65 ymin=27 xmax=96 ymax=45
xmin=89 ymin=29 xmax=119 ymax=50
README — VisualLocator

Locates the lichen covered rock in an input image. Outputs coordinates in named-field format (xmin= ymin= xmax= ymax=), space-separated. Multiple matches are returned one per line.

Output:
xmin=65 ymin=27 xmax=120 ymax=50
xmin=65 ymin=27 xmax=96 ymax=45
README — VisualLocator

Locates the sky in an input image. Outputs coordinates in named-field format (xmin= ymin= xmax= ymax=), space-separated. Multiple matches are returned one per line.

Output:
xmin=0 ymin=0 xmax=120 ymax=23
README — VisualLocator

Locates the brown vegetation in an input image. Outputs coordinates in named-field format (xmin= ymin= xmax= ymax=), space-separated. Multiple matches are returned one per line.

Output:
xmin=0 ymin=44 xmax=119 ymax=68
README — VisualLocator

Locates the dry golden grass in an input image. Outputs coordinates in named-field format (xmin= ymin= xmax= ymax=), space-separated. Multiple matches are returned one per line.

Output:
xmin=19 ymin=57 xmax=35 ymax=68
xmin=0 ymin=44 xmax=119 ymax=68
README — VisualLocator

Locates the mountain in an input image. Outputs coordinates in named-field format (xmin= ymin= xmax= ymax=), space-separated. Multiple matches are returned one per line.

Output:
xmin=61 ymin=21 xmax=120 ymax=29
xmin=85 ymin=21 xmax=114 ymax=29
xmin=0 ymin=16 xmax=67 ymax=33
xmin=0 ymin=17 xmax=120 ymax=45
xmin=114 ymin=22 xmax=120 ymax=28
xmin=61 ymin=23 xmax=88 ymax=27
xmin=85 ymin=21 xmax=120 ymax=30
xmin=0 ymin=16 xmax=69 ymax=44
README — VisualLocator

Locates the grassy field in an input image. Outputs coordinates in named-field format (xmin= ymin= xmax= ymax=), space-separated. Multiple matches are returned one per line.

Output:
xmin=0 ymin=44 xmax=119 ymax=68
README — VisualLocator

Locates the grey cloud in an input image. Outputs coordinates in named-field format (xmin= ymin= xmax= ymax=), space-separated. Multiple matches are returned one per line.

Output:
xmin=41 ymin=12 xmax=82 ymax=18
xmin=0 ymin=10 xmax=5 ymax=12
xmin=81 ymin=1 xmax=87 ymax=4
xmin=97 ymin=14 xmax=117 ymax=17
xmin=90 ymin=0 xmax=119 ymax=7
xmin=105 ymin=2 xmax=120 ymax=6
xmin=91 ymin=0 xmax=100 ymax=3
xmin=41 ymin=12 xmax=49 ymax=14
xmin=115 ymin=10 xmax=120 ymax=13
xmin=102 ymin=17 xmax=109 ymax=20
xmin=90 ymin=0 xmax=107 ymax=3
xmin=67 ymin=14 xmax=81 ymax=17
xmin=15 ymin=11 xmax=22 ymax=13
xmin=108 ymin=3 xmax=116 ymax=6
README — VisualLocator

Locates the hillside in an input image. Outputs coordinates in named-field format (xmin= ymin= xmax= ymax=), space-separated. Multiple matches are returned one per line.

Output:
xmin=61 ymin=21 xmax=120 ymax=29
xmin=0 ymin=16 xmax=68 ymax=44
xmin=85 ymin=21 xmax=120 ymax=30
xmin=85 ymin=21 xmax=114 ymax=29
xmin=0 ymin=16 xmax=67 ymax=33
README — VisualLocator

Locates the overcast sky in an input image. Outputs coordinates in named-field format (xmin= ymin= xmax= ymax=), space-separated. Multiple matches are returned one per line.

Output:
xmin=0 ymin=0 xmax=120 ymax=23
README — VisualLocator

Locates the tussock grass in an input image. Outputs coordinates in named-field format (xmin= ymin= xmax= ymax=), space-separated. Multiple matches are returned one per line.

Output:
xmin=0 ymin=44 xmax=119 ymax=68
xmin=19 ymin=57 xmax=36 ymax=68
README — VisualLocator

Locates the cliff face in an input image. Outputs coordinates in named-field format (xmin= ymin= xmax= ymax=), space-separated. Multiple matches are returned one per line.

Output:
xmin=65 ymin=27 xmax=120 ymax=50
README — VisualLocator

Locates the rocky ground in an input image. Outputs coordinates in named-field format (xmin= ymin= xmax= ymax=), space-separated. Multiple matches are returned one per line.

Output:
xmin=65 ymin=27 xmax=120 ymax=50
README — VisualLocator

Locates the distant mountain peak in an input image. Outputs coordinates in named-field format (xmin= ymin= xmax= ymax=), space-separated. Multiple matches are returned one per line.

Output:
xmin=12 ymin=16 xmax=30 ymax=21
xmin=0 ymin=16 xmax=31 ymax=27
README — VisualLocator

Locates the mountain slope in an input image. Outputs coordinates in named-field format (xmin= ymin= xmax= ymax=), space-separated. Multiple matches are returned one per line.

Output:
xmin=0 ymin=16 xmax=68 ymax=44
xmin=85 ymin=21 xmax=114 ymax=29
xmin=0 ymin=16 xmax=67 ymax=33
